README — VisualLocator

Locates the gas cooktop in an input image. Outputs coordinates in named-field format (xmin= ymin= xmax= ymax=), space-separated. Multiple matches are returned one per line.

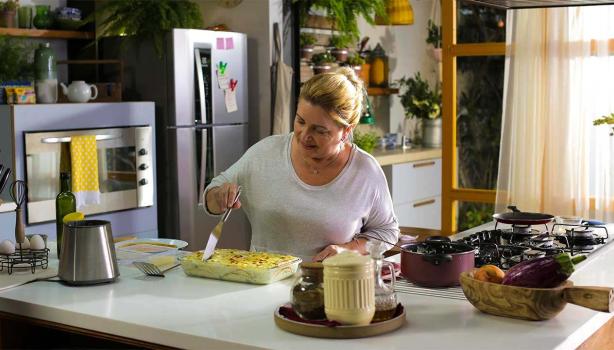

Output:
xmin=453 ymin=222 xmax=610 ymax=270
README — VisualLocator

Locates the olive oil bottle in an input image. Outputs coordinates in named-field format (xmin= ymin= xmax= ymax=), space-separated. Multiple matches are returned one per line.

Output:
xmin=56 ymin=172 xmax=76 ymax=257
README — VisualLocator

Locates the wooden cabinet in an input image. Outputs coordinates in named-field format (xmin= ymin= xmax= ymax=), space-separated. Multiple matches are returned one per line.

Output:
xmin=383 ymin=158 xmax=442 ymax=230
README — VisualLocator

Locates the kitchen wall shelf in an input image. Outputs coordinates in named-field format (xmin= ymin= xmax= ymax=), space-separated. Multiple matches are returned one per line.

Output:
xmin=367 ymin=87 xmax=399 ymax=96
xmin=0 ymin=28 xmax=94 ymax=40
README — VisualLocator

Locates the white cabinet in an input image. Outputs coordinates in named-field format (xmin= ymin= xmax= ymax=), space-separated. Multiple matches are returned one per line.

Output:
xmin=383 ymin=158 xmax=441 ymax=230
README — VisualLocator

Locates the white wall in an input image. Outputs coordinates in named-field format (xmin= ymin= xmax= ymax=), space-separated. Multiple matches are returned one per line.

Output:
xmin=197 ymin=0 xmax=283 ymax=145
xmin=357 ymin=0 xmax=438 ymax=137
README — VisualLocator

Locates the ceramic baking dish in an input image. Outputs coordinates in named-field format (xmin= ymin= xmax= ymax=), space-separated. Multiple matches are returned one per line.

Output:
xmin=179 ymin=249 xmax=301 ymax=284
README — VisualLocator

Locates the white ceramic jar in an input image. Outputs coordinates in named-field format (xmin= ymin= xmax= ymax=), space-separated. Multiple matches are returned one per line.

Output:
xmin=323 ymin=251 xmax=375 ymax=325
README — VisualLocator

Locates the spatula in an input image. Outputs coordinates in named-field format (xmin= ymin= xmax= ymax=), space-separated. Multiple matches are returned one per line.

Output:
xmin=202 ymin=186 xmax=241 ymax=261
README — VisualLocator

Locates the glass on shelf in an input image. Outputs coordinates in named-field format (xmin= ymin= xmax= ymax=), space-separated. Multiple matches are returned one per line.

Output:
xmin=33 ymin=5 xmax=53 ymax=29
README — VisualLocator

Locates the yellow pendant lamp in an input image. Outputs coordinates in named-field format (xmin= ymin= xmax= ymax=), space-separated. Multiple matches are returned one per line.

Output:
xmin=376 ymin=0 xmax=414 ymax=26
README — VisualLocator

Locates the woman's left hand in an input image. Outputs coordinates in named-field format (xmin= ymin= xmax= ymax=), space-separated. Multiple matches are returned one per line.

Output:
xmin=312 ymin=238 xmax=368 ymax=262
xmin=312 ymin=244 xmax=344 ymax=262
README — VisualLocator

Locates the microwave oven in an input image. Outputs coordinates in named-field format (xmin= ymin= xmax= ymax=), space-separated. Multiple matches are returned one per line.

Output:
xmin=0 ymin=102 xmax=158 ymax=239
xmin=24 ymin=126 xmax=154 ymax=224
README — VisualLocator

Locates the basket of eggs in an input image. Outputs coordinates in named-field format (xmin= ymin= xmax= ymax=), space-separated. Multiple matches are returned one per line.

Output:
xmin=459 ymin=253 xmax=614 ymax=321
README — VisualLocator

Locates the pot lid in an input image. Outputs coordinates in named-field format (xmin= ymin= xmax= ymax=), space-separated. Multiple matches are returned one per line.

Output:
xmin=402 ymin=241 xmax=475 ymax=255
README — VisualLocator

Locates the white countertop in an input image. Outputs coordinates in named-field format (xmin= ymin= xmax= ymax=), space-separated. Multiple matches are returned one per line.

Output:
xmin=0 ymin=225 xmax=612 ymax=350
xmin=371 ymin=147 xmax=441 ymax=166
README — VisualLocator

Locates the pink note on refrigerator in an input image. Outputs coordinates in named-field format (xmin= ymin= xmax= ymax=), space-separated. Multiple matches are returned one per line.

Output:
xmin=216 ymin=38 xmax=225 ymax=50
xmin=225 ymin=37 xmax=234 ymax=50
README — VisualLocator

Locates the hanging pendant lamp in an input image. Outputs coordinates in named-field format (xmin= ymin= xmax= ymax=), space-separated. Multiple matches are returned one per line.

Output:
xmin=376 ymin=0 xmax=414 ymax=25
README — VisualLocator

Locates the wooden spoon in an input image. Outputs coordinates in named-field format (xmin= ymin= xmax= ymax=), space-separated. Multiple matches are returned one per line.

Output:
xmin=459 ymin=270 xmax=613 ymax=321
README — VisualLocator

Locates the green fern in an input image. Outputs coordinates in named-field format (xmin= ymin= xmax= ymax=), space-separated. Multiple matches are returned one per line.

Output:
xmin=88 ymin=0 xmax=203 ymax=57
xmin=0 ymin=36 xmax=35 ymax=82
xmin=297 ymin=0 xmax=386 ymax=41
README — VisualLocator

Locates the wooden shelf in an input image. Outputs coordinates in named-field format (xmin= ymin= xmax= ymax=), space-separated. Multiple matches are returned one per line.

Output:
xmin=0 ymin=28 xmax=94 ymax=40
xmin=367 ymin=87 xmax=399 ymax=96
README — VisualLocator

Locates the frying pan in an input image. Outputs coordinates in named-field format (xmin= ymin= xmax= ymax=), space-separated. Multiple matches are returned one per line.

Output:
xmin=492 ymin=206 xmax=554 ymax=225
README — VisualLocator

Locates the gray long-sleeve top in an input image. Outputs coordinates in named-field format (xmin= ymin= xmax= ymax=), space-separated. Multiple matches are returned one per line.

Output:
xmin=204 ymin=133 xmax=399 ymax=261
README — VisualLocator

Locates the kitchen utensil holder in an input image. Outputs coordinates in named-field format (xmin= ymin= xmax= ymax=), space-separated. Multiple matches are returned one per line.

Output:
xmin=0 ymin=248 xmax=50 ymax=275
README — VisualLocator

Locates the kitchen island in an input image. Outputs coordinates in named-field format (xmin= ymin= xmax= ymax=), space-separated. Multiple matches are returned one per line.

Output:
xmin=0 ymin=225 xmax=612 ymax=349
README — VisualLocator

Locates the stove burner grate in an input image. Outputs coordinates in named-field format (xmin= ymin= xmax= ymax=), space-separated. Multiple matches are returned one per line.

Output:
xmin=457 ymin=223 xmax=609 ymax=270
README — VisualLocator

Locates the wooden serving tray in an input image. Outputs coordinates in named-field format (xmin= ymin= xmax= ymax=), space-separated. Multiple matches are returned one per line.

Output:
xmin=460 ymin=270 xmax=614 ymax=321
xmin=274 ymin=305 xmax=406 ymax=339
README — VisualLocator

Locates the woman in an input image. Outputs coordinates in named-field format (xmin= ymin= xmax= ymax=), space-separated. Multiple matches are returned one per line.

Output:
xmin=204 ymin=67 xmax=399 ymax=261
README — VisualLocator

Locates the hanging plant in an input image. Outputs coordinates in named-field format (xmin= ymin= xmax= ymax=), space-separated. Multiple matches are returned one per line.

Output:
xmin=297 ymin=0 xmax=386 ymax=42
xmin=87 ymin=0 xmax=203 ymax=57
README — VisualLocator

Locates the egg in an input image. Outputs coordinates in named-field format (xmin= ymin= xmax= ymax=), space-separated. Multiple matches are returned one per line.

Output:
xmin=29 ymin=235 xmax=45 ymax=250
xmin=16 ymin=237 xmax=30 ymax=250
xmin=0 ymin=240 xmax=15 ymax=255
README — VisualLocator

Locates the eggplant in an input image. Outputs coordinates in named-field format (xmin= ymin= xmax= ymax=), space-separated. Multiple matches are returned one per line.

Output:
xmin=501 ymin=253 xmax=586 ymax=288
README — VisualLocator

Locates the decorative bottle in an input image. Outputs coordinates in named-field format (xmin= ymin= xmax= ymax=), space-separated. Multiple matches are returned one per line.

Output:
xmin=34 ymin=42 xmax=58 ymax=103
xmin=56 ymin=172 xmax=76 ymax=257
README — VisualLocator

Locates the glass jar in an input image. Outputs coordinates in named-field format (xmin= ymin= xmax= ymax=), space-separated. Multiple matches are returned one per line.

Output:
xmin=291 ymin=262 xmax=325 ymax=320
xmin=369 ymin=43 xmax=389 ymax=87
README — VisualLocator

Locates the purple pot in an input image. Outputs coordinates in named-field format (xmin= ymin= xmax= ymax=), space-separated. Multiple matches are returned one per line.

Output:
xmin=401 ymin=237 xmax=475 ymax=287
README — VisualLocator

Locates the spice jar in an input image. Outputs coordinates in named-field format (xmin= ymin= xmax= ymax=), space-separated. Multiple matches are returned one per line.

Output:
xmin=369 ymin=44 xmax=389 ymax=87
xmin=291 ymin=262 xmax=325 ymax=320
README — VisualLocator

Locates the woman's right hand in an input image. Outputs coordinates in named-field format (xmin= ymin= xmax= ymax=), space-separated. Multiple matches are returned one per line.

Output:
xmin=205 ymin=183 xmax=242 ymax=215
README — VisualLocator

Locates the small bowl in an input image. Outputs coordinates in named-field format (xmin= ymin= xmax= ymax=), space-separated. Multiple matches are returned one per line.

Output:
xmin=56 ymin=7 xmax=82 ymax=20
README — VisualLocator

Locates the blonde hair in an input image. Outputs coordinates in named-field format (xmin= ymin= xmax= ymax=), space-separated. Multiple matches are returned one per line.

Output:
xmin=299 ymin=67 xmax=364 ymax=127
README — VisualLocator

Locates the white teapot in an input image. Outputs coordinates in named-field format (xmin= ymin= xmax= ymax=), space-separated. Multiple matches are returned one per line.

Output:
xmin=60 ymin=81 xmax=98 ymax=103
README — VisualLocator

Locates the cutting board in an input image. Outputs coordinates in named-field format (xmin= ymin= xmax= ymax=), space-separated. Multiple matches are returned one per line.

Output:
xmin=0 ymin=267 xmax=57 ymax=291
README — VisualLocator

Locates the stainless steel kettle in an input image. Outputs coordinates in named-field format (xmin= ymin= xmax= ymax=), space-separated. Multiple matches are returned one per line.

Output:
xmin=58 ymin=220 xmax=120 ymax=285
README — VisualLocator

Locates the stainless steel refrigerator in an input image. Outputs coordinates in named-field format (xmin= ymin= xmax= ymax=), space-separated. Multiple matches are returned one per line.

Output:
xmin=103 ymin=29 xmax=251 ymax=251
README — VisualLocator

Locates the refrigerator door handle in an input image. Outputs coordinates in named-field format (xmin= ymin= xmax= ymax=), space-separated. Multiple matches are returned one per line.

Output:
xmin=194 ymin=49 xmax=207 ymax=124
xmin=198 ymin=128 xmax=208 ymax=209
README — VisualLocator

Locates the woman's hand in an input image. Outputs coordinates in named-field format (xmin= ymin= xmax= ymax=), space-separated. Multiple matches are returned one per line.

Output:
xmin=205 ymin=183 xmax=242 ymax=215
xmin=312 ymin=238 xmax=368 ymax=262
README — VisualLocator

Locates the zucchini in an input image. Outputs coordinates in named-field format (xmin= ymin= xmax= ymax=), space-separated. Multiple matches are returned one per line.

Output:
xmin=501 ymin=253 xmax=586 ymax=288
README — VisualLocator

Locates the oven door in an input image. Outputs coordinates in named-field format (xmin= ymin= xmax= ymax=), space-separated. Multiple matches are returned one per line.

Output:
xmin=24 ymin=126 xmax=154 ymax=224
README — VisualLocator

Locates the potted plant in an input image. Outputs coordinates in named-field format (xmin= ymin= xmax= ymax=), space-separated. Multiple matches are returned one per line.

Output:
xmin=0 ymin=35 xmax=35 ymax=103
xmin=426 ymin=19 xmax=442 ymax=62
xmin=0 ymin=0 xmax=19 ymax=28
xmin=300 ymin=33 xmax=317 ymax=61
xmin=87 ymin=0 xmax=203 ymax=57
xmin=353 ymin=129 xmax=379 ymax=154
xmin=593 ymin=113 xmax=614 ymax=136
xmin=311 ymin=52 xmax=335 ymax=75
xmin=398 ymin=72 xmax=442 ymax=147
xmin=329 ymin=34 xmax=354 ymax=62
xmin=346 ymin=52 xmax=365 ymax=78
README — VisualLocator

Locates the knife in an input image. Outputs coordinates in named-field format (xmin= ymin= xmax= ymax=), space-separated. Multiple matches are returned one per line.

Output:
xmin=202 ymin=187 xmax=242 ymax=261
xmin=0 ymin=167 xmax=11 ymax=195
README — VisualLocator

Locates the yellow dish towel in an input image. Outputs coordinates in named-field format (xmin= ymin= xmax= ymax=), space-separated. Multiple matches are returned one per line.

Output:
xmin=70 ymin=135 xmax=100 ymax=209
